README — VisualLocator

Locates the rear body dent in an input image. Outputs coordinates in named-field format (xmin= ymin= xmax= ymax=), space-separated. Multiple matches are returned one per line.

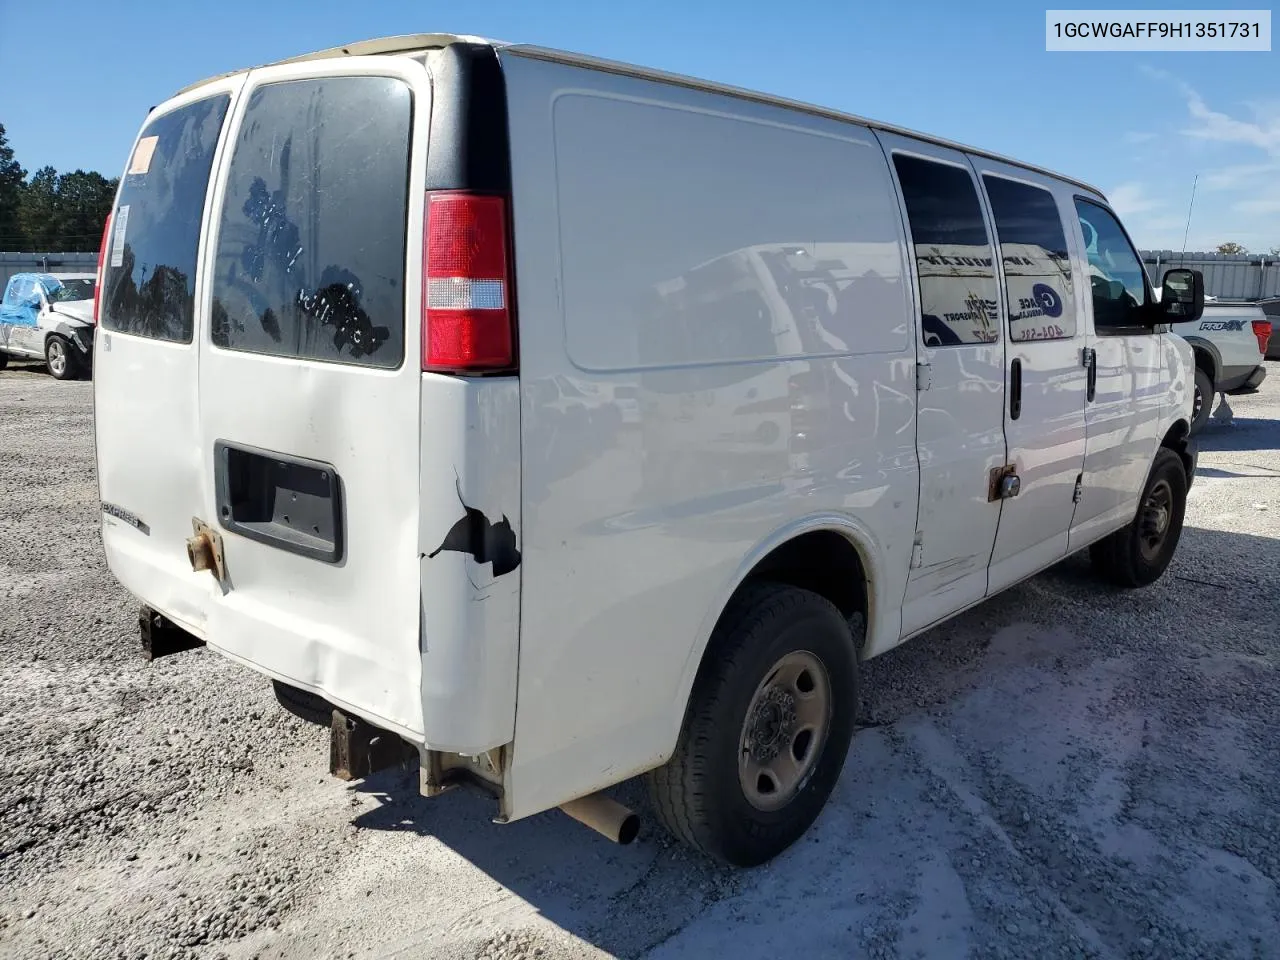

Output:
xmin=418 ymin=374 xmax=522 ymax=754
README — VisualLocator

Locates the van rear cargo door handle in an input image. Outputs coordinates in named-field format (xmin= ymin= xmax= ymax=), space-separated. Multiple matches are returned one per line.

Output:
xmin=1009 ymin=358 xmax=1022 ymax=420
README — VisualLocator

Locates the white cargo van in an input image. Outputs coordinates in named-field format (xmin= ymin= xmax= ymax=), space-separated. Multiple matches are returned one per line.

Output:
xmin=93 ymin=34 xmax=1205 ymax=866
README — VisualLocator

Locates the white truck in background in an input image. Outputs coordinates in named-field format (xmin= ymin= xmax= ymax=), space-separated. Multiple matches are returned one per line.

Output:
xmin=1164 ymin=296 xmax=1270 ymax=433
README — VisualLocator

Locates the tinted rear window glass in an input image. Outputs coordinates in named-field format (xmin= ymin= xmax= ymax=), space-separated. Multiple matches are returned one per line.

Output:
xmin=101 ymin=95 xmax=230 ymax=342
xmin=983 ymin=176 xmax=1075 ymax=342
xmin=893 ymin=153 xmax=1000 ymax=347
xmin=210 ymin=77 xmax=411 ymax=368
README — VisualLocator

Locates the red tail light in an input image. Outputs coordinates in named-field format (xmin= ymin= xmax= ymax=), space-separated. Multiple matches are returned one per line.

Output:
xmin=423 ymin=191 xmax=514 ymax=372
xmin=92 ymin=212 xmax=112 ymax=326
xmin=1252 ymin=319 xmax=1272 ymax=355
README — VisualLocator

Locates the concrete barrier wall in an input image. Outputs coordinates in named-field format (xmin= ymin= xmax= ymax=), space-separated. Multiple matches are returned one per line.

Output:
xmin=1 ymin=252 xmax=100 ymax=291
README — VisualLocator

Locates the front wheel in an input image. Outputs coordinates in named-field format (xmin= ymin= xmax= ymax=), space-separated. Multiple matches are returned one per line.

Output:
xmin=1089 ymin=448 xmax=1188 ymax=588
xmin=647 ymin=583 xmax=859 ymax=866
xmin=45 ymin=336 xmax=80 ymax=381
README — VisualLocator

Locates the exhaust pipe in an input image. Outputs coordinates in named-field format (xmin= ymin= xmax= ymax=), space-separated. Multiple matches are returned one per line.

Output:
xmin=559 ymin=792 xmax=640 ymax=845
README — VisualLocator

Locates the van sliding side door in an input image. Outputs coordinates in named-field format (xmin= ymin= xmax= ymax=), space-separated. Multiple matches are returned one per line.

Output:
xmin=878 ymin=131 xmax=1008 ymax=636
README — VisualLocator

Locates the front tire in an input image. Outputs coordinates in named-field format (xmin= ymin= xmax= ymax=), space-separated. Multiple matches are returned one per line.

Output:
xmin=1190 ymin=366 xmax=1213 ymax=435
xmin=647 ymin=583 xmax=859 ymax=866
xmin=1089 ymin=448 xmax=1187 ymax=588
xmin=45 ymin=335 xmax=79 ymax=381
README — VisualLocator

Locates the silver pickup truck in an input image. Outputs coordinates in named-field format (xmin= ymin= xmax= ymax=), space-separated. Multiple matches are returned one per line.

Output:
xmin=1167 ymin=297 xmax=1271 ymax=433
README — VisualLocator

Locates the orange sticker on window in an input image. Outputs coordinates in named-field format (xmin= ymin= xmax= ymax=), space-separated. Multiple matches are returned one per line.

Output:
xmin=128 ymin=136 xmax=159 ymax=175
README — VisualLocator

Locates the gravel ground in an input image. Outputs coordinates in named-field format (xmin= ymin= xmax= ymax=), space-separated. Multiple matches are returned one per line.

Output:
xmin=1 ymin=360 xmax=1278 ymax=960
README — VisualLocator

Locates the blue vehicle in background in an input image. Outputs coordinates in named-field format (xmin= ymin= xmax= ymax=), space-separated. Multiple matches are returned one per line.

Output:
xmin=0 ymin=272 xmax=97 ymax=379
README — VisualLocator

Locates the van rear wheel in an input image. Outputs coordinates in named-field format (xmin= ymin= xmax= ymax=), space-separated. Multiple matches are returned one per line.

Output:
xmin=1089 ymin=448 xmax=1187 ymax=588
xmin=647 ymin=583 xmax=859 ymax=866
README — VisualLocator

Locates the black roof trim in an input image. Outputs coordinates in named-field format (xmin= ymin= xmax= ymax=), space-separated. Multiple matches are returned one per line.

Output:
xmin=424 ymin=42 xmax=512 ymax=195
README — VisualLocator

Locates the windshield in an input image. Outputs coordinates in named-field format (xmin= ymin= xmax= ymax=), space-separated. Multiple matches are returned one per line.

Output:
xmin=44 ymin=278 xmax=96 ymax=303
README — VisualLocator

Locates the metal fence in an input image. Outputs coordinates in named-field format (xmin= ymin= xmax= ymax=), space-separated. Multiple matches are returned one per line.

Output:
xmin=0 ymin=252 xmax=99 ymax=291
xmin=1141 ymin=250 xmax=1280 ymax=301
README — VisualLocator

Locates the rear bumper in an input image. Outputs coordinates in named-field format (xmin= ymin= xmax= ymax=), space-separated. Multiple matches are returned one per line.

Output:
xmin=1220 ymin=363 xmax=1266 ymax=394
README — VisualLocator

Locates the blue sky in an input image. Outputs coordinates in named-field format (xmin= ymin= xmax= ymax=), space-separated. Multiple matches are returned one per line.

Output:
xmin=1 ymin=0 xmax=1276 ymax=252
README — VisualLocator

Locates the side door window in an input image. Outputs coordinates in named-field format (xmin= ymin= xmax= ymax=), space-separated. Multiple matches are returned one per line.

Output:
xmin=892 ymin=154 xmax=1001 ymax=347
xmin=984 ymin=176 xmax=1075 ymax=342
xmin=1073 ymin=199 xmax=1150 ymax=334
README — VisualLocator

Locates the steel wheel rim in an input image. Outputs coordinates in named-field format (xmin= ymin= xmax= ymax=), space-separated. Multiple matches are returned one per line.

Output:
xmin=738 ymin=650 xmax=832 ymax=812
xmin=47 ymin=340 xmax=66 ymax=376
xmin=1192 ymin=383 xmax=1204 ymax=421
xmin=1139 ymin=478 xmax=1174 ymax=562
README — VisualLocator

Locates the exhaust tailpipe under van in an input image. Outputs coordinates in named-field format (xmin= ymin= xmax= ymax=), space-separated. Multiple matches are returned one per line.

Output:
xmin=558 ymin=792 xmax=640 ymax=844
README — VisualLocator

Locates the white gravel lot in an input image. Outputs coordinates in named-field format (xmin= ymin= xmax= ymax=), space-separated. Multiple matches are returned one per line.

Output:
xmin=1 ymin=360 xmax=1277 ymax=960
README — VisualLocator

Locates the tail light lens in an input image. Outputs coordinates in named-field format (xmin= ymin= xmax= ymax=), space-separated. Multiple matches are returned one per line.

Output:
xmin=423 ymin=191 xmax=514 ymax=372
xmin=92 ymin=212 xmax=112 ymax=326
xmin=1252 ymin=319 xmax=1272 ymax=355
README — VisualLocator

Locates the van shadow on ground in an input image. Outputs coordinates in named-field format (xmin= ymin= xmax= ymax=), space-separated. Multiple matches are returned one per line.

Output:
xmin=345 ymin=523 xmax=1280 ymax=960
xmin=1195 ymin=409 xmax=1280 ymax=455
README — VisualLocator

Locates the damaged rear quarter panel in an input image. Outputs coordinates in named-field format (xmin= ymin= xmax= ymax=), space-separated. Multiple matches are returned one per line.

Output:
xmin=418 ymin=373 xmax=522 ymax=754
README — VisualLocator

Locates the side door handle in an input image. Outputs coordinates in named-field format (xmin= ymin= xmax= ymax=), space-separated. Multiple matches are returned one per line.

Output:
xmin=1009 ymin=358 xmax=1022 ymax=420
xmin=1082 ymin=347 xmax=1097 ymax=402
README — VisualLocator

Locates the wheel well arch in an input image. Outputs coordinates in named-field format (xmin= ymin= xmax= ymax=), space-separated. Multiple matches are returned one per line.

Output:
xmin=1183 ymin=336 xmax=1220 ymax=384
xmin=1160 ymin=418 xmax=1195 ymax=484
xmin=737 ymin=529 xmax=868 ymax=621
xmin=670 ymin=520 xmax=878 ymax=742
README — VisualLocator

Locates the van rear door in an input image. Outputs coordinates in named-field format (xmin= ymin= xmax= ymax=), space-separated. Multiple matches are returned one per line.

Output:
xmin=96 ymin=79 xmax=241 ymax=634
xmin=196 ymin=59 xmax=429 ymax=737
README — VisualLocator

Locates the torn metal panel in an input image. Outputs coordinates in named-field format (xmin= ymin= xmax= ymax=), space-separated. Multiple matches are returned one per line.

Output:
xmin=427 ymin=475 xmax=521 ymax=576
xmin=418 ymin=375 xmax=522 ymax=756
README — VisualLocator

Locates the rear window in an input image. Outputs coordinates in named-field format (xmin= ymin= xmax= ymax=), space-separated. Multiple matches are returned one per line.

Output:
xmin=101 ymin=95 xmax=230 ymax=342
xmin=210 ymin=76 xmax=412 ymax=368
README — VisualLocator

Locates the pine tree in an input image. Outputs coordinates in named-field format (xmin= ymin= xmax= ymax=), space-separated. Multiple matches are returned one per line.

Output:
xmin=0 ymin=123 xmax=27 ymax=250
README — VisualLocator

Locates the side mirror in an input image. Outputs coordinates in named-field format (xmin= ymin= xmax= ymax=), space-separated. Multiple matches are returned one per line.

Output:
xmin=1159 ymin=268 xmax=1204 ymax=324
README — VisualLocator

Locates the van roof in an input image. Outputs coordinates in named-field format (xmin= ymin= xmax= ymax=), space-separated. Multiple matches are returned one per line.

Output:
xmin=172 ymin=32 xmax=1106 ymax=199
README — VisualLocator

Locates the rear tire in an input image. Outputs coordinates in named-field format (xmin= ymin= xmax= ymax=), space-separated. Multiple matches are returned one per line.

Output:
xmin=1190 ymin=366 xmax=1213 ymax=435
xmin=1089 ymin=448 xmax=1187 ymax=588
xmin=272 ymin=680 xmax=335 ymax=726
xmin=0 ymin=351 xmax=8 ymax=371
xmin=647 ymin=583 xmax=859 ymax=866
xmin=45 ymin=335 xmax=79 ymax=381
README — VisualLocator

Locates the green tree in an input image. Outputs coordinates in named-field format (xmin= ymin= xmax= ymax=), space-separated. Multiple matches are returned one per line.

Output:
xmin=54 ymin=169 xmax=117 ymax=252
xmin=18 ymin=165 xmax=59 ymax=249
xmin=1216 ymin=241 xmax=1248 ymax=255
xmin=16 ymin=166 xmax=118 ymax=251
xmin=0 ymin=123 xmax=26 ymax=250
